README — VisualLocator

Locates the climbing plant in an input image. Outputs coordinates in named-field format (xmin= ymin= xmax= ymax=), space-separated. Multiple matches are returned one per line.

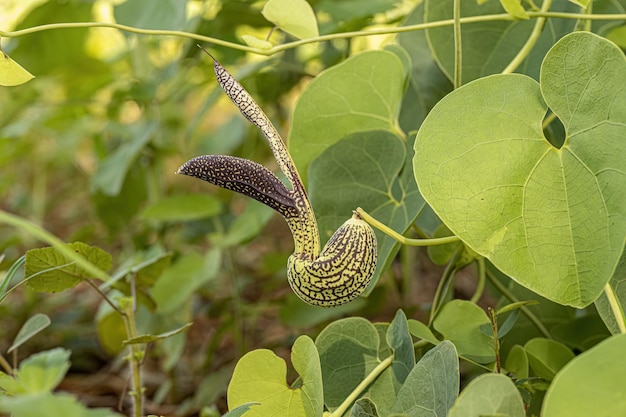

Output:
xmin=0 ymin=0 xmax=625 ymax=416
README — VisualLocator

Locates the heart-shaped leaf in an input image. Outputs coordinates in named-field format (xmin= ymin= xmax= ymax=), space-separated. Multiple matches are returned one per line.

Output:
xmin=227 ymin=335 xmax=323 ymax=417
xmin=289 ymin=50 xmax=407 ymax=185
xmin=309 ymin=130 xmax=424 ymax=295
xmin=414 ymin=32 xmax=626 ymax=307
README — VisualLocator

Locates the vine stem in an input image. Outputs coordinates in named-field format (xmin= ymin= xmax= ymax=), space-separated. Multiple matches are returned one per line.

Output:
xmin=470 ymin=257 xmax=486 ymax=304
xmin=0 ymin=12 xmax=624 ymax=56
xmin=429 ymin=246 xmax=463 ymax=326
xmin=356 ymin=208 xmax=460 ymax=246
xmin=329 ymin=355 xmax=394 ymax=417
xmin=502 ymin=0 xmax=553 ymax=74
xmin=453 ymin=0 xmax=462 ymax=88
xmin=603 ymin=283 xmax=626 ymax=334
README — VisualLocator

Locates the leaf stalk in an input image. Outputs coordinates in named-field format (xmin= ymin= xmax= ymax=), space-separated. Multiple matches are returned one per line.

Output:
xmin=603 ymin=282 xmax=626 ymax=334
xmin=356 ymin=208 xmax=460 ymax=246
xmin=502 ymin=0 xmax=553 ymax=74
xmin=453 ymin=0 xmax=462 ymax=88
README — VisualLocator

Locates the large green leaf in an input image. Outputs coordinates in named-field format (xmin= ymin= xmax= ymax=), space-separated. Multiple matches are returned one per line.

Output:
xmin=414 ymin=32 xmax=626 ymax=307
xmin=542 ymin=334 xmax=626 ymax=417
xmin=227 ymin=335 xmax=323 ymax=417
xmin=448 ymin=373 xmax=525 ymax=417
xmin=316 ymin=318 xmax=380 ymax=411
xmin=391 ymin=341 xmax=459 ymax=417
xmin=289 ymin=50 xmax=407 ymax=185
xmin=309 ymin=130 xmax=424 ymax=296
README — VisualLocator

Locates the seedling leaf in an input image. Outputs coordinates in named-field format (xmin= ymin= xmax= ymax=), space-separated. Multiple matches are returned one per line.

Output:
xmin=8 ymin=314 xmax=51 ymax=353
xmin=123 ymin=322 xmax=193 ymax=345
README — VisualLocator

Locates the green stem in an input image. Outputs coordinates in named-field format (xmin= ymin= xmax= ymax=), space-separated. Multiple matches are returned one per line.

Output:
xmin=603 ymin=283 xmax=626 ymax=334
xmin=486 ymin=268 xmax=552 ymax=339
xmin=453 ymin=0 xmax=462 ymax=88
xmin=83 ymin=279 xmax=125 ymax=316
xmin=0 ymin=210 xmax=111 ymax=283
xmin=401 ymin=244 xmax=416 ymax=306
xmin=487 ymin=307 xmax=501 ymax=373
xmin=121 ymin=299 xmax=144 ymax=417
xmin=0 ymin=353 xmax=13 ymax=375
xmin=0 ymin=12 xmax=623 ymax=56
xmin=329 ymin=355 xmax=394 ymax=417
xmin=583 ymin=1 xmax=593 ymax=32
xmin=429 ymin=247 xmax=463 ymax=326
xmin=356 ymin=208 xmax=460 ymax=246
xmin=502 ymin=0 xmax=553 ymax=74
xmin=470 ymin=257 xmax=486 ymax=304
